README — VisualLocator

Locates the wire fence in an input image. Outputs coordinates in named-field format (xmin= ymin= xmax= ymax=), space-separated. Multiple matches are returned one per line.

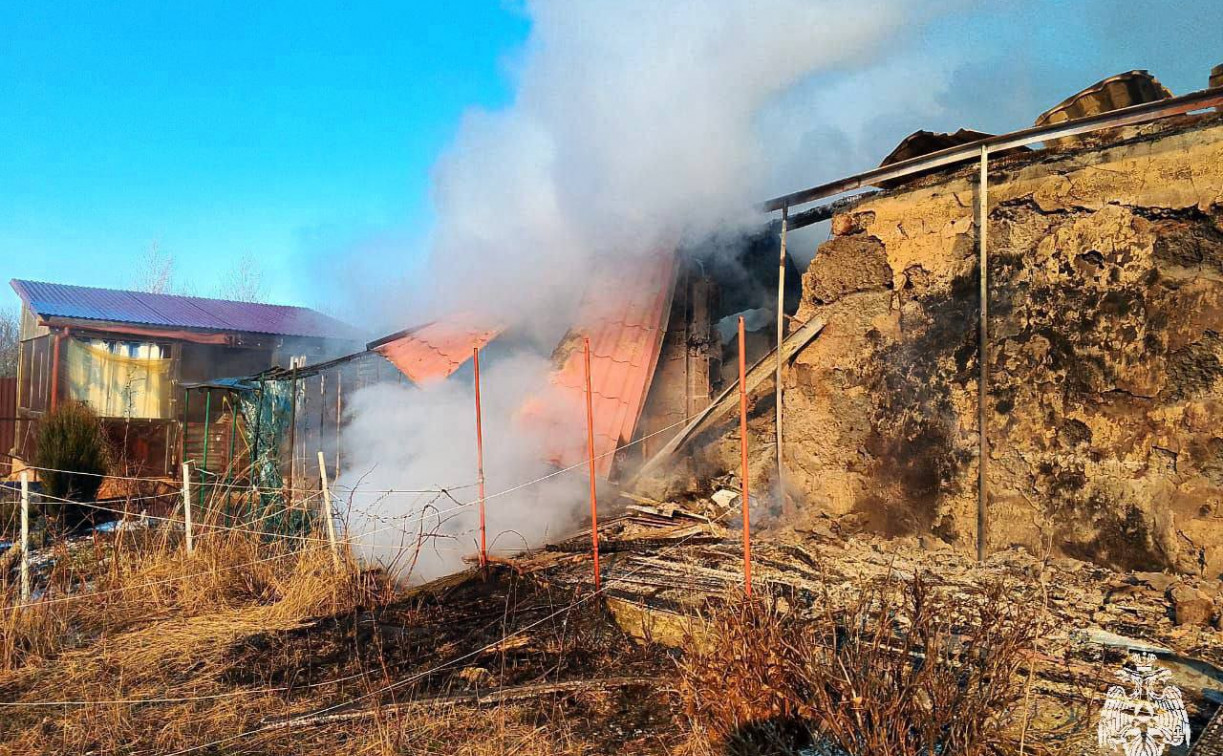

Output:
xmin=2 ymin=492 xmax=736 ymax=730
xmin=164 ymin=503 xmax=741 ymax=755
xmin=0 ymin=410 xmax=728 ymax=738
xmin=0 ymin=414 xmax=694 ymax=612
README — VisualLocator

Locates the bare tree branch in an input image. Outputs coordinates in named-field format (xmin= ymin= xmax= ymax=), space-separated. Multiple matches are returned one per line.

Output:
xmin=0 ymin=305 xmax=17 ymax=378
xmin=134 ymin=240 xmax=176 ymax=295
xmin=217 ymin=253 xmax=267 ymax=303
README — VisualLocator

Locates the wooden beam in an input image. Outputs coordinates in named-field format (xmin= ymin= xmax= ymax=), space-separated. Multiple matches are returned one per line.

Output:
xmin=766 ymin=193 xmax=876 ymax=233
xmin=634 ymin=317 xmax=825 ymax=480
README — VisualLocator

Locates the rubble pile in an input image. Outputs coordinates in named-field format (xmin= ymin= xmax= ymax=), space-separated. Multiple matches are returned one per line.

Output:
xmin=509 ymin=502 xmax=1223 ymax=752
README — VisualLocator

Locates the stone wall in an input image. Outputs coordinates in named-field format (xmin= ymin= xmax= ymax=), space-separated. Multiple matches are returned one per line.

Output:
xmin=782 ymin=114 xmax=1223 ymax=575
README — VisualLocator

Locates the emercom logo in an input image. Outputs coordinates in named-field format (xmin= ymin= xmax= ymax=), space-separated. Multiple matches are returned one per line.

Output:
xmin=1098 ymin=652 xmax=1190 ymax=756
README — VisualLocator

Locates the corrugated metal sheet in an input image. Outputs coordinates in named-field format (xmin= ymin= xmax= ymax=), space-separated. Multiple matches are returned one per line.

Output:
xmin=877 ymin=129 xmax=1030 ymax=189
xmin=523 ymin=252 xmax=677 ymax=478
xmin=1035 ymin=70 xmax=1172 ymax=149
xmin=10 ymin=280 xmax=359 ymax=340
xmin=1191 ymin=703 xmax=1223 ymax=755
xmin=372 ymin=318 xmax=504 ymax=385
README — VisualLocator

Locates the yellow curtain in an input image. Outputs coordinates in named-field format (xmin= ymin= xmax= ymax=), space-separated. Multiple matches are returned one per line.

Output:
xmin=64 ymin=338 xmax=172 ymax=419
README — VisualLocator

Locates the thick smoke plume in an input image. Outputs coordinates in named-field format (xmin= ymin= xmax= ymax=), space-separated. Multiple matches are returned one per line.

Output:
xmin=339 ymin=353 xmax=585 ymax=583
xmin=425 ymin=0 xmax=911 ymax=330
xmin=338 ymin=0 xmax=919 ymax=579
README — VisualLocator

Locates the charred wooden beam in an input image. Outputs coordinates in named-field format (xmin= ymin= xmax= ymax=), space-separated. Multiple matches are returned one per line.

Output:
xmin=765 ymin=193 xmax=875 ymax=233
xmin=634 ymin=317 xmax=825 ymax=479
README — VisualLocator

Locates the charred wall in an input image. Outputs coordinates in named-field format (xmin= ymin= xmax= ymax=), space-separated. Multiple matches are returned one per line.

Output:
xmin=784 ymin=114 xmax=1223 ymax=575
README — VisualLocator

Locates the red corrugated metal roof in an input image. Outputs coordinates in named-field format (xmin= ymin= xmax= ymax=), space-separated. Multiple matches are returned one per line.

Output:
xmin=372 ymin=318 xmax=504 ymax=385
xmin=522 ymin=252 xmax=677 ymax=478
xmin=10 ymin=280 xmax=360 ymax=341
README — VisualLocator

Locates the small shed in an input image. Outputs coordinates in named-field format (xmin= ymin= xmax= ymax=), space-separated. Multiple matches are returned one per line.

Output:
xmin=8 ymin=279 xmax=361 ymax=478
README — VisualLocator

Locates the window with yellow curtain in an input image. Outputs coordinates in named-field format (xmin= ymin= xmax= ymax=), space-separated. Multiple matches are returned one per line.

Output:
xmin=64 ymin=338 xmax=172 ymax=419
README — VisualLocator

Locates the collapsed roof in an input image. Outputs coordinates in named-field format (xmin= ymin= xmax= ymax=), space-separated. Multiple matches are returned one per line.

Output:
xmin=368 ymin=318 xmax=504 ymax=385
xmin=367 ymin=254 xmax=678 ymax=480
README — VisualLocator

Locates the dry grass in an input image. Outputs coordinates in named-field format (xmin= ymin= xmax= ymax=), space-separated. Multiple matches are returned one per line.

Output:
xmin=0 ymin=479 xmax=675 ymax=755
xmin=677 ymin=575 xmax=1042 ymax=756
xmin=0 ymin=476 xmax=396 ymax=755
xmin=0 ymin=508 xmax=373 ymax=672
xmin=1 ymin=471 xmax=1050 ymax=756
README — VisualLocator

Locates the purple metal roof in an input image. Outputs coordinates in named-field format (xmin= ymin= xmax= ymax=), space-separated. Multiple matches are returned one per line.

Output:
xmin=10 ymin=280 xmax=361 ymax=341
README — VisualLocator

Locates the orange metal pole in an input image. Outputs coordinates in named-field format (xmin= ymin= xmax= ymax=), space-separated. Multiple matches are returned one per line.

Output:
xmin=473 ymin=347 xmax=487 ymax=569
xmin=738 ymin=316 xmax=752 ymax=597
xmin=583 ymin=336 xmax=601 ymax=591
xmin=49 ymin=328 xmax=64 ymax=411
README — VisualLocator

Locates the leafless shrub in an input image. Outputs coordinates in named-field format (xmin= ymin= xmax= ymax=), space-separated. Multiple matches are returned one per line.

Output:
xmin=677 ymin=575 xmax=1041 ymax=756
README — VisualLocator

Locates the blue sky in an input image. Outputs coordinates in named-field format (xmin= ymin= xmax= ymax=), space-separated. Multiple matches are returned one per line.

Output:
xmin=2 ymin=1 xmax=1221 ymax=316
xmin=0 ymin=2 xmax=529 ymax=306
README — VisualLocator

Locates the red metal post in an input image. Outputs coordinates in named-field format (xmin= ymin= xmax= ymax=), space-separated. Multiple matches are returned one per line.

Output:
xmin=473 ymin=347 xmax=487 ymax=569
xmin=738 ymin=316 xmax=752 ymax=597
xmin=583 ymin=337 xmax=601 ymax=591
xmin=49 ymin=329 xmax=64 ymax=411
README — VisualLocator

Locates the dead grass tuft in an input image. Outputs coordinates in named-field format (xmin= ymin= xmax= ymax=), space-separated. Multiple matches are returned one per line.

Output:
xmin=677 ymin=574 xmax=1042 ymax=756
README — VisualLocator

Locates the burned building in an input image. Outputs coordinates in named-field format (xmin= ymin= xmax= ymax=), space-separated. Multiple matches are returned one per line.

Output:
xmin=759 ymin=71 xmax=1223 ymax=575
xmin=8 ymin=280 xmax=360 ymax=478
xmin=307 ymin=69 xmax=1223 ymax=579
xmin=367 ymin=240 xmax=799 ymax=485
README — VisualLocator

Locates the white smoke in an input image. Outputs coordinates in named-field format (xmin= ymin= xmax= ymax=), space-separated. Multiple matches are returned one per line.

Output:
xmin=338 ymin=0 xmax=923 ymax=579
xmin=421 ymin=0 xmax=913 ymax=328
xmin=337 ymin=352 xmax=586 ymax=583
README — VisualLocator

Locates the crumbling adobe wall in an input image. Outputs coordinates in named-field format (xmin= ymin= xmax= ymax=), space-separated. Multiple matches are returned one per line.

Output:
xmin=785 ymin=115 xmax=1223 ymax=575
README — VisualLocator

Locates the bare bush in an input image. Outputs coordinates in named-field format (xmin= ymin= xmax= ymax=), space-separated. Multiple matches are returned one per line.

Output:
xmin=677 ymin=576 xmax=1041 ymax=756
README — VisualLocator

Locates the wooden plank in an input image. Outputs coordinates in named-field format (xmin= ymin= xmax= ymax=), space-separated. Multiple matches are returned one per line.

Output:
xmin=634 ymin=317 xmax=825 ymax=479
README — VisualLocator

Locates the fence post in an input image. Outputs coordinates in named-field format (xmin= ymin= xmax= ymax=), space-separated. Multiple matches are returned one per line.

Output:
xmin=181 ymin=461 xmax=194 ymax=554
xmin=20 ymin=470 xmax=30 ymax=603
xmin=335 ymin=372 xmax=343 ymax=475
xmin=317 ymin=450 xmax=341 ymax=569
xmin=473 ymin=346 xmax=487 ymax=569
xmin=738 ymin=316 xmax=752 ymax=598
xmin=977 ymin=145 xmax=990 ymax=563
xmin=199 ymin=389 xmax=211 ymax=511
xmin=775 ymin=204 xmax=790 ymax=518
xmin=583 ymin=337 xmax=601 ymax=592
